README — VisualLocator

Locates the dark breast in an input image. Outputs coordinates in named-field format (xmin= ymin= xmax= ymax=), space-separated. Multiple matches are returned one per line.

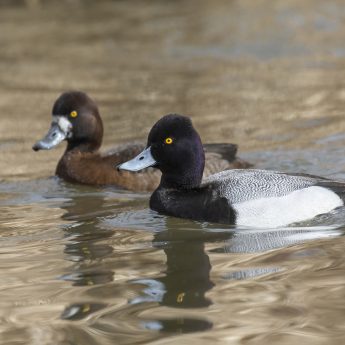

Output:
xmin=150 ymin=185 xmax=237 ymax=224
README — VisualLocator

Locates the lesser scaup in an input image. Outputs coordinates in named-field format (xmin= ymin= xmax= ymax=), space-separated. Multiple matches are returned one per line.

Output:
xmin=33 ymin=92 xmax=251 ymax=191
xmin=118 ymin=114 xmax=345 ymax=227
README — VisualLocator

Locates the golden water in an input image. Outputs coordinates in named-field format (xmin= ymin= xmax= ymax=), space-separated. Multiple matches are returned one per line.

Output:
xmin=1 ymin=1 xmax=345 ymax=344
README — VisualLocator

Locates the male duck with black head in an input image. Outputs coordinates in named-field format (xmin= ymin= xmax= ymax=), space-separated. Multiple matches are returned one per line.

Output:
xmin=33 ymin=91 xmax=251 ymax=191
xmin=118 ymin=114 xmax=345 ymax=228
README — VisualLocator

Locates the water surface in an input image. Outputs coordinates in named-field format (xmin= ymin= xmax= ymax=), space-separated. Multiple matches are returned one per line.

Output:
xmin=1 ymin=1 xmax=345 ymax=344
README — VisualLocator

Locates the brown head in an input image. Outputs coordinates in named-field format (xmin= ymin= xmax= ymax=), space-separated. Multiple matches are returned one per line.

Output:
xmin=33 ymin=91 xmax=103 ymax=153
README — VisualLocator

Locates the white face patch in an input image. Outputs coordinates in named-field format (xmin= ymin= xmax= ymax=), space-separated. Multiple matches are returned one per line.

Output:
xmin=33 ymin=115 xmax=72 ymax=150
xmin=52 ymin=116 xmax=73 ymax=137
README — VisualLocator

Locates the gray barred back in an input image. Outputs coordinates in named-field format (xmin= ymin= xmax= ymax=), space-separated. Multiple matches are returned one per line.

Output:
xmin=202 ymin=169 xmax=325 ymax=204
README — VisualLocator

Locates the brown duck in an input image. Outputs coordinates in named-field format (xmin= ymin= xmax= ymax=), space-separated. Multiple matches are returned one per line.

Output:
xmin=33 ymin=91 xmax=251 ymax=191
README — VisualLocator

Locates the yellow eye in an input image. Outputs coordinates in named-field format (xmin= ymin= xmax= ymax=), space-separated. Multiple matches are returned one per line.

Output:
xmin=165 ymin=137 xmax=173 ymax=144
xmin=70 ymin=110 xmax=78 ymax=118
xmin=177 ymin=292 xmax=185 ymax=303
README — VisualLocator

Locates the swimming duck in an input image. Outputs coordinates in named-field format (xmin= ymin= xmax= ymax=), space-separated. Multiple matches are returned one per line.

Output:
xmin=33 ymin=91 xmax=250 ymax=191
xmin=118 ymin=114 xmax=345 ymax=227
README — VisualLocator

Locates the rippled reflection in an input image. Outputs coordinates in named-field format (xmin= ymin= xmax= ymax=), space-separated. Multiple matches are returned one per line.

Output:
xmin=130 ymin=229 xmax=216 ymax=308
xmin=61 ymin=303 xmax=107 ymax=321
xmin=2 ymin=0 xmax=345 ymax=343
xmin=1 ymin=174 xmax=345 ymax=341
xmin=58 ymin=191 xmax=115 ymax=321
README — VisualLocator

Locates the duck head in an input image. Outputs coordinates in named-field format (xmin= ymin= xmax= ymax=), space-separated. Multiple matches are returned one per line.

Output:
xmin=118 ymin=114 xmax=205 ymax=188
xmin=33 ymin=91 xmax=103 ymax=152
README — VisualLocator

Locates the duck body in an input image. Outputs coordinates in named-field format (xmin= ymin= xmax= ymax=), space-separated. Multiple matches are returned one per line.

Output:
xmin=55 ymin=142 xmax=161 ymax=191
xmin=33 ymin=92 xmax=250 ymax=192
xmin=118 ymin=114 xmax=345 ymax=228
xmin=151 ymin=169 xmax=344 ymax=227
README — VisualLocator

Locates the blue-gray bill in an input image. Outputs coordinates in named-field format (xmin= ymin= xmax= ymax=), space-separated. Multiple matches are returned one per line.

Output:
xmin=117 ymin=147 xmax=157 ymax=172
xmin=32 ymin=122 xmax=67 ymax=151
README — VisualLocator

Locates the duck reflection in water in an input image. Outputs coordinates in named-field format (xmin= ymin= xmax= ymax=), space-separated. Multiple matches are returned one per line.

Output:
xmin=58 ymin=189 xmax=344 ymax=330
xmin=129 ymin=221 xmax=227 ymax=333
xmin=60 ymin=193 xmax=218 ymax=333
xmin=61 ymin=191 xmax=115 ymax=265
xmin=129 ymin=221 xmax=334 ymax=308
xmin=59 ymin=189 xmax=116 ymax=320
xmin=130 ymin=225 xmax=232 ymax=309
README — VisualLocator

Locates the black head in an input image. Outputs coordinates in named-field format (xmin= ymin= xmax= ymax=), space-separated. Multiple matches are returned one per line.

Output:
xmin=33 ymin=91 xmax=103 ymax=152
xmin=148 ymin=114 xmax=205 ymax=188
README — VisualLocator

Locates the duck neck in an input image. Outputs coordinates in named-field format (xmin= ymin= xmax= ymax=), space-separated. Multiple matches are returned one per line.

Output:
xmin=160 ymin=156 xmax=205 ymax=190
xmin=66 ymin=138 xmax=102 ymax=153
xmin=160 ymin=173 xmax=202 ymax=189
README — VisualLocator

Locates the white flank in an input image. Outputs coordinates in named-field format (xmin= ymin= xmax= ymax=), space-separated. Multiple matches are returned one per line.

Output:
xmin=233 ymin=186 xmax=343 ymax=228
